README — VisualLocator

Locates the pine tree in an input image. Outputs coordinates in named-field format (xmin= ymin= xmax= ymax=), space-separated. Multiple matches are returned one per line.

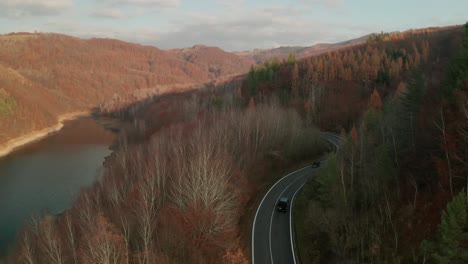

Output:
xmin=401 ymin=69 xmax=426 ymax=114
xmin=287 ymin=53 xmax=297 ymax=65
xmin=421 ymin=191 xmax=468 ymax=263
xmin=446 ymin=22 xmax=468 ymax=98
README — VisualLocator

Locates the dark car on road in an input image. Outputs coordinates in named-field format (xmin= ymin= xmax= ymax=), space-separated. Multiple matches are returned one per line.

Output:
xmin=312 ymin=161 xmax=321 ymax=168
xmin=277 ymin=197 xmax=289 ymax=212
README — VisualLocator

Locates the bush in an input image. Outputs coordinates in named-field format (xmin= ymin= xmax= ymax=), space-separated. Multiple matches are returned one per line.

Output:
xmin=0 ymin=89 xmax=16 ymax=116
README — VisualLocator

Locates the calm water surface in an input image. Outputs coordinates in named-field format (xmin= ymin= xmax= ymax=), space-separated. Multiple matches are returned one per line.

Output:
xmin=0 ymin=117 xmax=115 ymax=256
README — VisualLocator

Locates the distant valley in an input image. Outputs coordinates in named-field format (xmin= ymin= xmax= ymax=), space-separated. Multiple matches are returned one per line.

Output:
xmin=0 ymin=25 xmax=460 ymax=153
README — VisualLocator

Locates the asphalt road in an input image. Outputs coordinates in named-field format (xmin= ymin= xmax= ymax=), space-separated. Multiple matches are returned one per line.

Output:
xmin=251 ymin=132 xmax=342 ymax=264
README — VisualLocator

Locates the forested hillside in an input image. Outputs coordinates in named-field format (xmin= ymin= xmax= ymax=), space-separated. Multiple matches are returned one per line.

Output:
xmin=236 ymin=35 xmax=367 ymax=65
xmin=236 ymin=26 xmax=458 ymax=65
xmin=7 ymin=80 xmax=326 ymax=263
xmin=0 ymin=33 xmax=252 ymax=149
xmin=4 ymin=24 xmax=467 ymax=264
xmin=234 ymin=23 xmax=468 ymax=263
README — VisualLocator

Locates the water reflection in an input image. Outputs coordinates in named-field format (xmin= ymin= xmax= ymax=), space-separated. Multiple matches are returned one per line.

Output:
xmin=0 ymin=117 xmax=115 ymax=256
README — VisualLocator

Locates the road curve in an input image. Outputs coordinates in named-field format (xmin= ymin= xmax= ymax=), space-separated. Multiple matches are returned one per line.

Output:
xmin=251 ymin=132 xmax=342 ymax=264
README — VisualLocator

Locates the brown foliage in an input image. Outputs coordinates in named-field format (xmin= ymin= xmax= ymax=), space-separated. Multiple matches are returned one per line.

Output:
xmin=351 ymin=125 xmax=359 ymax=146
xmin=248 ymin=97 xmax=255 ymax=109
xmin=0 ymin=34 xmax=251 ymax=146
xmin=8 ymin=98 xmax=323 ymax=263
xmin=369 ymin=89 xmax=383 ymax=111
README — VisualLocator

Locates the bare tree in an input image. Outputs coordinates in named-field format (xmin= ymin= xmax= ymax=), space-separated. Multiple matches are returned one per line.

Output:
xmin=63 ymin=213 xmax=78 ymax=264
xmin=83 ymin=215 xmax=126 ymax=264
xmin=18 ymin=231 xmax=36 ymax=264
xmin=434 ymin=108 xmax=453 ymax=195
xmin=39 ymin=215 xmax=64 ymax=264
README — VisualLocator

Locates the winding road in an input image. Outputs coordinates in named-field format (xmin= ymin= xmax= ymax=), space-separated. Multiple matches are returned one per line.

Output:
xmin=251 ymin=132 xmax=342 ymax=264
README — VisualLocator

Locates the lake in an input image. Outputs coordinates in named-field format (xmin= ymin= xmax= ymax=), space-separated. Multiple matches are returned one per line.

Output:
xmin=0 ymin=117 xmax=115 ymax=256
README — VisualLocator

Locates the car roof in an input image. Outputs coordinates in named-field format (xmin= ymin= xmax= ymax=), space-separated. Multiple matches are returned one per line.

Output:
xmin=279 ymin=197 xmax=288 ymax=203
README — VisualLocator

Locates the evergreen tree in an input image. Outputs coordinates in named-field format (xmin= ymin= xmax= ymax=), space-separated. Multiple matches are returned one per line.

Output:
xmin=312 ymin=155 xmax=340 ymax=208
xmin=421 ymin=191 xmax=468 ymax=263
xmin=287 ymin=53 xmax=297 ymax=65
xmin=401 ymin=69 xmax=426 ymax=114
xmin=446 ymin=22 xmax=468 ymax=98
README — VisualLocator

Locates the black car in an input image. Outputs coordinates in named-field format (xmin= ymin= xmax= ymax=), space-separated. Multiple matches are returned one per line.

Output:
xmin=312 ymin=161 xmax=321 ymax=168
xmin=277 ymin=197 xmax=289 ymax=212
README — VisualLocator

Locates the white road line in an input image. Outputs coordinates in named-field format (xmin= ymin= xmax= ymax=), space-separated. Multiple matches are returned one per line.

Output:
xmin=268 ymin=171 xmax=309 ymax=264
xmin=252 ymin=166 xmax=311 ymax=264
xmin=252 ymin=132 xmax=343 ymax=264
xmin=288 ymin=134 xmax=343 ymax=264
xmin=290 ymin=181 xmax=307 ymax=264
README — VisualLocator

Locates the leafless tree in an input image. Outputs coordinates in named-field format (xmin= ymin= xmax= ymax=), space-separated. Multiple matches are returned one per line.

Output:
xmin=63 ymin=213 xmax=78 ymax=264
xmin=83 ymin=215 xmax=126 ymax=264
xmin=434 ymin=108 xmax=453 ymax=195
xmin=39 ymin=215 xmax=64 ymax=264
xmin=18 ymin=231 xmax=36 ymax=264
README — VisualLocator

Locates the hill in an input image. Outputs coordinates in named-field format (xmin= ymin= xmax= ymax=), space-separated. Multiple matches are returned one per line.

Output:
xmin=168 ymin=44 xmax=256 ymax=78
xmin=0 ymin=33 xmax=252 ymax=152
xmin=238 ymin=24 xmax=467 ymax=263
xmin=237 ymin=25 xmax=461 ymax=64
xmin=5 ymin=23 xmax=468 ymax=264
xmin=236 ymin=35 xmax=368 ymax=64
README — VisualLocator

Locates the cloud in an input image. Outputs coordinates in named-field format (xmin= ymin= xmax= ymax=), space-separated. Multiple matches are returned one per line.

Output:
xmin=110 ymin=0 xmax=180 ymax=8
xmin=151 ymin=8 xmax=348 ymax=51
xmin=298 ymin=0 xmax=345 ymax=8
xmin=0 ymin=0 xmax=73 ymax=17
xmin=91 ymin=8 xmax=124 ymax=19
xmin=44 ymin=3 xmax=359 ymax=51
xmin=0 ymin=1 xmax=363 ymax=51
xmin=91 ymin=0 xmax=179 ymax=18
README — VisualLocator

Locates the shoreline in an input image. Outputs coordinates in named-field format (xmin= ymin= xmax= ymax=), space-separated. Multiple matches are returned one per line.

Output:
xmin=0 ymin=111 xmax=90 ymax=158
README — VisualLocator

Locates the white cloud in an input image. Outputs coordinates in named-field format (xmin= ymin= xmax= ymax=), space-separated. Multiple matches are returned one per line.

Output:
xmin=125 ymin=0 xmax=178 ymax=5
xmin=150 ymin=7 xmax=348 ymax=51
xmin=0 ymin=0 xmax=73 ymax=17
xmin=298 ymin=0 xmax=345 ymax=8
xmin=0 ymin=1 xmax=364 ymax=51
xmin=89 ymin=0 xmax=179 ymax=19
xmin=91 ymin=8 xmax=124 ymax=19
xmin=34 ymin=3 xmax=359 ymax=51
xmin=108 ymin=0 xmax=180 ymax=8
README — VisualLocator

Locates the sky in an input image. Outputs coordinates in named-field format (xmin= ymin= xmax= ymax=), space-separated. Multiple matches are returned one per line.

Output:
xmin=0 ymin=0 xmax=466 ymax=51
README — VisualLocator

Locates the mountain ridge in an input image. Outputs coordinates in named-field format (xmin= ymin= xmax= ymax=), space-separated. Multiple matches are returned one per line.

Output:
xmin=0 ymin=33 xmax=252 ymax=149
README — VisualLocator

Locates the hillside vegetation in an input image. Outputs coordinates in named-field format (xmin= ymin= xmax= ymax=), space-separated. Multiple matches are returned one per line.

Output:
xmin=235 ymin=23 xmax=467 ymax=263
xmin=285 ymin=25 xmax=467 ymax=263
xmin=4 ymin=24 xmax=468 ymax=264
xmin=7 ymin=87 xmax=326 ymax=263
xmin=0 ymin=33 xmax=252 ymax=147
xmin=236 ymin=26 xmax=459 ymax=65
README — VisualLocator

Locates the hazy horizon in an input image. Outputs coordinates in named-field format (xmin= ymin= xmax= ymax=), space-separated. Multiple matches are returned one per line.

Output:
xmin=0 ymin=0 xmax=466 ymax=51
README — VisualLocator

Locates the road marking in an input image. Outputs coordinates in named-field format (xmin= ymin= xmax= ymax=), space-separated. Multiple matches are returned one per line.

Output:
xmin=268 ymin=171 xmax=309 ymax=264
xmin=290 ymin=181 xmax=307 ymax=264
xmin=252 ymin=166 xmax=312 ymax=264
xmin=252 ymin=132 xmax=343 ymax=264
xmin=288 ymin=134 xmax=343 ymax=264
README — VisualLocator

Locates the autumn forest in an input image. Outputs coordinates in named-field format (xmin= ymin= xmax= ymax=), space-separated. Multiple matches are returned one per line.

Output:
xmin=0 ymin=21 xmax=467 ymax=264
